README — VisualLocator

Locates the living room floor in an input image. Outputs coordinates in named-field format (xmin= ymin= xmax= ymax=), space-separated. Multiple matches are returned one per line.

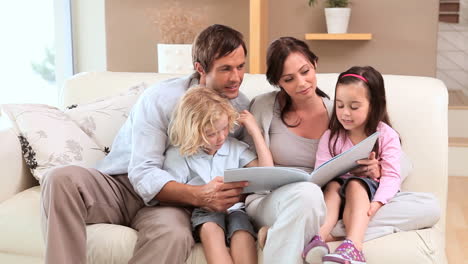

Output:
xmin=446 ymin=176 xmax=468 ymax=263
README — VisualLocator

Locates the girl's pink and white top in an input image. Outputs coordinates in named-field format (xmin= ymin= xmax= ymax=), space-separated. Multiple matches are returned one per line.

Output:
xmin=315 ymin=122 xmax=401 ymax=204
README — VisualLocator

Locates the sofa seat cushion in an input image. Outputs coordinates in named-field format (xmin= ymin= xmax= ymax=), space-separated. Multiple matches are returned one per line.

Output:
xmin=0 ymin=252 xmax=43 ymax=264
xmin=327 ymin=227 xmax=446 ymax=263
xmin=0 ymin=186 xmax=444 ymax=264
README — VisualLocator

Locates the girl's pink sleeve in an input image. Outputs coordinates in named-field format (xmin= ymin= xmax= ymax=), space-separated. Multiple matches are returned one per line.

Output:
xmin=315 ymin=129 xmax=333 ymax=169
xmin=373 ymin=125 xmax=402 ymax=204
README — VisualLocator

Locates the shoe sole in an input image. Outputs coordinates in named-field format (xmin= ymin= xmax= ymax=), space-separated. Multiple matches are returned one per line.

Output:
xmin=323 ymin=254 xmax=366 ymax=264
xmin=304 ymin=246 xmax=329 ymax=264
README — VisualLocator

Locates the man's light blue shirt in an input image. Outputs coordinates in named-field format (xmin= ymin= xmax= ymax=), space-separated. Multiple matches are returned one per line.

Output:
xmin=95 ymin=75 xmax=250 ymax=205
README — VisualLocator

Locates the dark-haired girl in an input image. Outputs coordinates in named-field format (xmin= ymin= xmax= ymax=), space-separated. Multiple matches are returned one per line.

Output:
xmin=304 ymin=66 xmax=401 ymax=264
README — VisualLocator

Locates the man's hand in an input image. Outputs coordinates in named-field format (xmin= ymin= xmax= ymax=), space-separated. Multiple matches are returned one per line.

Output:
xmin=367 ymin=201 xmax=383 ymax=218
xmin=197 ymin=176 xmax=248 ymax=212
xmin=350 ymin=152 xmax=381 ymax=180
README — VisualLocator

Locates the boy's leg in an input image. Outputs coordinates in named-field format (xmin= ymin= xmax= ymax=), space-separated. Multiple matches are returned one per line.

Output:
xmin=227 ymin=211 xmax=257 ymax=264
xmin=41 ymin=165 xmax=143 ymax=264
xmin=129 ymin=206 xmax=194 ymax=264
xmin=230 ymin=230 xmax=257 ymax=264
xmin=199 ymin=222 xmax=233 ymax=264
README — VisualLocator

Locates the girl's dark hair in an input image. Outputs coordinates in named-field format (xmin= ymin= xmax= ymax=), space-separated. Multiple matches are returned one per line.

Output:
xmin=266 ymin=37 xmax=329 ymax=127
xmin=192 ymin=24 xmax=247 ymax=79
xmin=328 ymin=66 xmax=396 ymax=157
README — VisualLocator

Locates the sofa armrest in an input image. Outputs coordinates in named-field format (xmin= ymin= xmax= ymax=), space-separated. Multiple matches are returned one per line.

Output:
xmin=0 ymin=117 xmax=38 ymax=203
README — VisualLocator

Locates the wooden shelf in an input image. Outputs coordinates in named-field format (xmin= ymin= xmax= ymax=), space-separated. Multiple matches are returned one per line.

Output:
xmin=305 ymin=33 xmax=373 ymax=40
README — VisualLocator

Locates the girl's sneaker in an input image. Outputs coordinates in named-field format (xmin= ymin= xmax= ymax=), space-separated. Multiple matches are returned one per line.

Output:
xmin=302 ymin=235 xmax=330 ymax=264
xmin=322 ymin=239 xmax=366 ymax=264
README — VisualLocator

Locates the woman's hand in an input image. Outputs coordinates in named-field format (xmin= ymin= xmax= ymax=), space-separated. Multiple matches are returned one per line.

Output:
xmin=367 ymin=201 xmax=383 ymax=218
xmin=350 ymin=152 xmax=381 ymax=180
xmin=238 ymin=110 xmax=262 ymax=136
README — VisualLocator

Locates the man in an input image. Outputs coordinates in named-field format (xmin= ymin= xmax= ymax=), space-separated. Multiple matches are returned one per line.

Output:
xmin=41 ymin=24 xmax=250 ymax=264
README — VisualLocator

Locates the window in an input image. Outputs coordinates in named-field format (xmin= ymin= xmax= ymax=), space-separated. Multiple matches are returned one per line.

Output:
xmin=0 ymin=0 xmax=73 ymax=106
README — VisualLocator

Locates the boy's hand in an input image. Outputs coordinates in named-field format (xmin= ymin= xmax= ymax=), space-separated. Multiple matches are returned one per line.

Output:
xmin=238 ymin=110 xmax=261 ymax=136
xmin=367 ymin=201 xmax=383 ymax=218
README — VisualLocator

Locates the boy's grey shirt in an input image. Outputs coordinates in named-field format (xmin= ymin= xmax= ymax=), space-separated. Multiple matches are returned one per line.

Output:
xmin=95 ymin=75 xmax=250 ymax=205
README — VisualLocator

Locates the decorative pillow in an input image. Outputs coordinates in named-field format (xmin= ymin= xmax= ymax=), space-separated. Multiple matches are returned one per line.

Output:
xmin=1 ymin=104 xmax=106 ymax=181
xmin=1 ymin=83 xmax=148 ymax=182
xmin=65 ymin=83 xmax=147 ymax=150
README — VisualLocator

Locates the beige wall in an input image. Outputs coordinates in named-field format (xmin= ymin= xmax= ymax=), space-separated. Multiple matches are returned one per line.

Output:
xmin=103 ymin=0 xmax=438 ymax=76
xmin=105 ymin=0 xmax=249 ymax=73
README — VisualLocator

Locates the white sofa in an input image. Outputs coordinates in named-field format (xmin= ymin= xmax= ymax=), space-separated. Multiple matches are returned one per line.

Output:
xmin=0 ymin=72 xmax=448 ymax=264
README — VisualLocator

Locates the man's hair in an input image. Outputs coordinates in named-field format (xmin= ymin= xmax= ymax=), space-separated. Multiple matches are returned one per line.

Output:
xmin=169 ymin=86 xmax=239 ymax=156
xmin=192 ymin=24 xmax=247 ymax=79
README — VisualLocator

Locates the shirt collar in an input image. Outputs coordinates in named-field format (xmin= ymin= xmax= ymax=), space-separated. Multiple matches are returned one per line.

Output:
xmin=192 ymin=138 xmax=231 ymax=158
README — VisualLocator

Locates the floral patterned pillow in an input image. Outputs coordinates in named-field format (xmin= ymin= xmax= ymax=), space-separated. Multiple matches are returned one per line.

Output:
xmin=65 ymin=83 xmax=147 ymax=151
xmin=1 ymin=83 xmax=148 ymax=182
xmin=1 ymin=104 xmax=106 ymax=182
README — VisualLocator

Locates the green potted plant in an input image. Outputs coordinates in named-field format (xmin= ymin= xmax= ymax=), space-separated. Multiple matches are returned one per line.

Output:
xmin=308 ymin=0 xmax=351 ymax=34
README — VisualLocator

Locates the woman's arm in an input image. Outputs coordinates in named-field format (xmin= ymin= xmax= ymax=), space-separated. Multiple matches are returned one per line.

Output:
xmin=238 ymin=110 xmax=274 ymax=167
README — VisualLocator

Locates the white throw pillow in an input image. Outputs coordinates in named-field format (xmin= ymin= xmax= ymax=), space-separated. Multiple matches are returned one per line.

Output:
xmin=65 ymin=83 xmax=147 ymax=150
xmin=1 ymin=83 xmax=148 ymax=182
xmin=1 ymin=104 xmax=106 ymax=181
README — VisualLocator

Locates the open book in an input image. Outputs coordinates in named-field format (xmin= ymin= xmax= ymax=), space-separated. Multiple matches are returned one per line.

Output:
xmin=224 ymin=132 xmax=379 ymax=193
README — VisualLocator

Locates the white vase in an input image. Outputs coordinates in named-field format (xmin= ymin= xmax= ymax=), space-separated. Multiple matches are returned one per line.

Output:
xmin=325 ymin=8 xmax=351 ymax=34
xmin=157 ymin=44 xmax=193 ymax=74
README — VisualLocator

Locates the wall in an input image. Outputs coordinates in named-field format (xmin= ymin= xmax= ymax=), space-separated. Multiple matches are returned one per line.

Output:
xmin=268 ymin=0 xmax=439 ymax=76
xmin=105 ymin=0 xmax=249 ymax=73
xmin=71 ymin=0 xmax=107 ymax=73
xmin=100 ymin=0 xmax=438 ymax=76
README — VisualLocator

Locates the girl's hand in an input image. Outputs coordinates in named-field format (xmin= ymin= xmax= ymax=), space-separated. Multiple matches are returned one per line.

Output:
xmin=238 ymin=110 xmax=261 ymax=136
xmin=367 ymin=201 xmax=383 ymax=218
xmin=350 ymin=152 xmax=381 ymax=180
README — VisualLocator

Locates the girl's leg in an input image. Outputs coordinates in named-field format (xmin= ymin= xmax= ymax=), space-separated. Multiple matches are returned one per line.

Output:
xmin=199 ymin=222 xmax=233 ymax=264
xmin=319 ymin=181 xmax=342 ymax=240
xmin=230 ymin=230 xmax=257 ymax=264
xmin=342 ymin=179 xmax=371 ymax=250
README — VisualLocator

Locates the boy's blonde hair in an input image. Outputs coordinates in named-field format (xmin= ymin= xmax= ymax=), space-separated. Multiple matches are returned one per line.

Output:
xmin=169 ymin=86 xmax=239 ymax=156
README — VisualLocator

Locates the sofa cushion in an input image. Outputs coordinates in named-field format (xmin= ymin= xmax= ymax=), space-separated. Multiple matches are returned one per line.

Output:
xmin=0 ymin=186 xmax=445 ymax=264
xmin=65 ymin=83 xmax=147 ymax=150
xmin=0 ymin=83 xmax=147 ymax=181
xmin=1 ymin=104 xmax=106 ymax=181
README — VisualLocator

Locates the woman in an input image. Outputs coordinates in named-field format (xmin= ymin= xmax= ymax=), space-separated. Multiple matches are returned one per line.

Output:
xmin=243 ymin=37 xmax=440 ymax=264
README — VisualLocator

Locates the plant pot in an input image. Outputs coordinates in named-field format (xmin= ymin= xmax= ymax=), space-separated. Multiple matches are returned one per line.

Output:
xmin=157 ymin=44 xmax=193 ymax=74
xmin=325 ymin=7 xmax=351 ymax=34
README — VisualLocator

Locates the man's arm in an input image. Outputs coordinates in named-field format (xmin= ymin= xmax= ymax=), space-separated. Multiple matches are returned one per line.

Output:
xmin=127 ymin=87 xmax=248 ymax=209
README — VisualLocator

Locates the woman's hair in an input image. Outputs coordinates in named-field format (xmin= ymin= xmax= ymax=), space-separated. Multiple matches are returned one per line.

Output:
xmin=328 ymin=66 xmax=395 ymax=157
xmin=266 ymin=37 xmax=329 ymax=127
xmin=169 ymin=86 xmax=239 ymax=156
xmin=192 ymin=24 xmax=247 ymax=79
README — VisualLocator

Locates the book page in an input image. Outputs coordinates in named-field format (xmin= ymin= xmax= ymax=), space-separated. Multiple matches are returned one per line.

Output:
xmin=307 ymin=131 xmax=379 ymax=187
xmin=224 ymin=167 xmax=308 ymax=193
